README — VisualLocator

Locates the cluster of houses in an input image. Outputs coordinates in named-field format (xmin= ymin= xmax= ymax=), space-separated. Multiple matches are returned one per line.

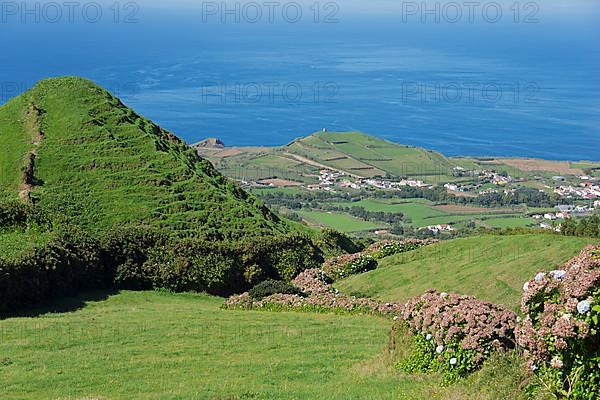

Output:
xmin=363 ymin=178 xmax=429 ymax=190
xmin=443 ymin=170 xmax=515 ymax=194
xmin=306 ymin=170 xmax=346 ymax=191
xmin=307 ymin=170 xmax=432 ymax=192
xmin=532 ymin=212 xmax=570 ymax=221
xmin=318 ymin=169 xmax=345 ymax=186
xmin=533 ymin=204 xmax=595 ymax=221
xmin=554 ymin=178 xmax=600 ymax=199
xmin=420 ymin=224 xmax=456 ymax=234
xmin=535 ymin=203 xmax=598 ymax=231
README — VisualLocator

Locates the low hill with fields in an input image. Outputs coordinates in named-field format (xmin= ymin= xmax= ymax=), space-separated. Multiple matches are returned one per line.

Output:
xmin=197 ymin=130 xmax=461 ymax=185
xmin=336 ymin=234 xmax=599 ymax=310
xmin=286 ymin=131 xmax=455 ymax=179
xmin=0 ymin=77 xmax=291 ymax=239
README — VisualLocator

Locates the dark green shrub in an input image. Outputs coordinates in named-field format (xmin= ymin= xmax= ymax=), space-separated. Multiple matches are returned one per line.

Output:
xmin=315 ymin=229 xmax=361 ymax=257
xmin=0 ymin=201 xmax=32 ymax=229
xmin=144 ymin=241 xmax=238 ymax=295
xmin=249 ymin=279 xmax=304 ymax=300
xmin=99 ymin=227 xmax=168 ymax=289
xmin=0 ymin=227 xmax=108 ymax=314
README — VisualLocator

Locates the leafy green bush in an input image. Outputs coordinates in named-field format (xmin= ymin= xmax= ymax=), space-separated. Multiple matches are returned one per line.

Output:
xmin=315 ymin=229 xmax=361 ymax=258
xmin=345 ymin=255 xmax=377 ymax=277
xmin=144 ymin=232 xmax=322 ymax=295
xmin=0 ymin=227 xmax=108 ymax=314
xmin=249 ymin=279 xmax=304 ymax=300
xmin=398 ymin=331 xmax=478 ymax=384
xmin=102 ymin=227 xmax=168 ymax=290
xmin=0 ymin=201 xmax=31 ymax=228
xmin=0 ymin=201 xmax=49 ymax=230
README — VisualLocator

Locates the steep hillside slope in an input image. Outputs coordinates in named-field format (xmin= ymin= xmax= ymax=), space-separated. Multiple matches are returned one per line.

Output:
xmin=0 ymin=77 xmax=290 ymax=239
xmin=336 ymin=234 xmax=599 ymax=310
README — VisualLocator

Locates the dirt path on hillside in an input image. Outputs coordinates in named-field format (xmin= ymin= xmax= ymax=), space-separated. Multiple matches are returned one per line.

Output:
xmin=18 ymin=104 xmax=44 ymax=202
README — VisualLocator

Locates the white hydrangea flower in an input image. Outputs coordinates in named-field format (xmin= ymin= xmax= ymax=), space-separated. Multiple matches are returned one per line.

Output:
xmin=440 ymin=292 xmax=448 ymax=298
xmin=550 ymin=356 xmax=563 ymax=369
xmin=426 ymin=334 xmax=432 ymax=340
xmin=436 ymin=345 xmax=444 ymax=354
xmin=577 ymin=299 xmax=591 ymax=314
xmin=534 ymin=272 xmax=545 ymax=283
xmin=393 ymin=316 xmax=399 ymax=321
xmin=449 ymin=357 xmax=457 ymax=365
xmin=549 ymin=270 xmax=566 ymax=280
xmin=523 ymin=282 xmax=529 ymax=292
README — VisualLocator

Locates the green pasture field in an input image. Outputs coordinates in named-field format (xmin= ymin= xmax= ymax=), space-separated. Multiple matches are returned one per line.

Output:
xmin=336 ymin=234 xmax=598 ymax=311
xmin=296 ymin=210 xmax=384 ymax=232
xmin=0 ymin=290 xmax=530 ymax=400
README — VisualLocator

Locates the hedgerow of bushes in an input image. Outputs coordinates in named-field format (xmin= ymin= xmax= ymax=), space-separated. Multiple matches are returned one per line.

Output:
xmin=322 ymin=253 xmax=377 ymax=280
xmin=366 ymin=239 xmax=437 ymax=260
xmin=0 ymin=225 xmax=323 ymax=315
xmin=322 ymin=239 xmax=435 ymax=280
xmin=517 ymin=245 xmax=600 ymax=399
xmin=225 ymin=268 xmax=404 ymax=317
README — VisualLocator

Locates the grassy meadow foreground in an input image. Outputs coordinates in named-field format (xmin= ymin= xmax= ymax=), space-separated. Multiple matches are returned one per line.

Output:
xmin=0 ymin=290 xmax=528 ymax=400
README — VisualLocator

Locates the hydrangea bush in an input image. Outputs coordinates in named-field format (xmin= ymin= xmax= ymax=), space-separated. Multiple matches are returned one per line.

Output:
xmin=322 ymin=239 xmax=436 ymax=280
xmin=322 ymin=253 xmax=377 ymax=280
xmin=367 ymin=239 xmax=437 ymax=260
xmin=399 ymin=290 xmax=517 ymax=383
xmin=516 ymin=245 xmax=600 ymax=399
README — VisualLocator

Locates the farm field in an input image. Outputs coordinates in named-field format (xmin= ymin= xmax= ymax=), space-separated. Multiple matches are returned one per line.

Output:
xmin=0 ymin=291 xmax=527 ymax=400
xmin=570 ymin=161 xmax=600 ymax=170
xmin=327 ymin=198 xmax=536 ymax=229
xmin=296 ymin=210 xmax=384 ymax=232
xmin=481 ymin=217 xmax=538 ymax=229
xmin=250 ymin=187 xmax=306 ymax=196
xmin=336 ymin=234 xmax=598 ymax=311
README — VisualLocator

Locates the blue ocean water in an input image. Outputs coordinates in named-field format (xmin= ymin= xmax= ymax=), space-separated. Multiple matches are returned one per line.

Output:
xmin=1 ymin=3 xmax=599 ymax=160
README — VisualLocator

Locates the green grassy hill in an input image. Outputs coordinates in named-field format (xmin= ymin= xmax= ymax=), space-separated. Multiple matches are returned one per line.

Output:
xmin=287 ymin=131 xmax=456 ymax=180
xmin=336 ymin=234 xmax=599 ymax=310
xmin=0 ymin=290 xmax=527 ymax=399
xmin=0 ymin=77 xmax=291 ymax=239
